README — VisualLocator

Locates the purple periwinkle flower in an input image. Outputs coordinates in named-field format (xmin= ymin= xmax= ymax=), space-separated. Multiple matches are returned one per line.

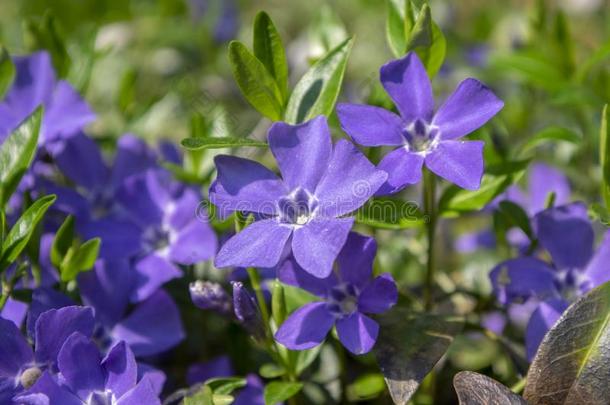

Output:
xmin=211 ymin=115 xmax=387 ymax=278
xmin=190 ymin=280 xmax=233 ymax=315
xmin=16 ymin=333 xmax=160 ymax=405
xmin=337 ymin=52 xmax=503 ymax=193
xmin=0 ymin=306 xmax=94 ymax=402
xmin=490 ymin=202 xmax=610 ymax=360
xmin=0 ymin=51 xmax=95 ymax=149
xmin=275 ymin=233 xmax=397 ymax=355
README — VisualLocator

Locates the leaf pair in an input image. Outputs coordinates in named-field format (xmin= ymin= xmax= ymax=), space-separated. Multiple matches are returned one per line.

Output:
xmin=51 ymin=216 xmax=100 ymax=282
xmin=386 ymin=0 xmax=446 ymax=77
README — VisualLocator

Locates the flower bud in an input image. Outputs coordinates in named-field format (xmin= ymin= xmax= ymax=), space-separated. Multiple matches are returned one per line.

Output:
xmin=231 ymin=281 xmax=265 ymax=340
xmin=190 ymin=281 xmax=232 ymax=315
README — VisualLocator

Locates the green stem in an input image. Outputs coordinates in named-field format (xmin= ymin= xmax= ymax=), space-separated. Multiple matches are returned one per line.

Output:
xmin=423 ymin=169 xmax=437 ymax=311
xmin=510 ymin=377 xmax=527 ymax=394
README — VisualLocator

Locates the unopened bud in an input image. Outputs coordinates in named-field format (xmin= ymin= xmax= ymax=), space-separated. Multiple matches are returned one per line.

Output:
xmin=190 ymin=281 xmax=232 ymax=315
xmin=232 ymin=281 xmax=265 ymax=341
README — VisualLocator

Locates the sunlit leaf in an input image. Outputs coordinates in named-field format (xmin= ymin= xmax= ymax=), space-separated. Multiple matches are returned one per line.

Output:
xmin=253 ymin=11 xmax=288 ymax=101
xmin=355 ymin=197 xmax=426 ymax=229
xmin=264 ymin=381 xmax=303 ymax=405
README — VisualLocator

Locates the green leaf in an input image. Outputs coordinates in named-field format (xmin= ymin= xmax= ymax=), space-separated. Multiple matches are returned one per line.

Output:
xmin=23 ymin=13 xmax=71 ymax=78
xmin=184 ymin=385 xmax=214 ymax=405
xmin=496 ymin=201 xmax=533 ymax=239
xmin=271 ymin=280 xmax=286 ymax=326
xmin=346 ymin=373 xmax=386 ymax=402
xmin=181 ymin=137 xmax=267 ymax=151
xmin=0 ymin=46 xmax=15 ymax=99
xmin=439 ymin=160 xmax=530 ymax=216
xmin=263 ymin=381 xmax=303 ymax=405
xmin=60 ymin=238 xmax=100 ymax=282
xmin=253 ymin=12 xmax=288 ymax=102
xmin=453 ymin=371 xmax=527 ymax=405
xmin=1 ymin=195 xmax=56 ymax=268
xmin=600 ymin=105 xmax=610 ymax=211
xmin=489 ymin=52 xmax=566 ymax=92
xmin=205 ymin=377 xmax=247 ymax=395
xmin=524 ymin=281 xmax=610 ymax=404
xmin=355 ymin=197 xmax=426 ymax=230
xmin=406 ymin=4 xmax=447 ymax=77
xmin=284 ymin=37 xmax=353 ymax=124
xmin=373 ymin=308 xmax=463 ymax=404
xmin=386 ymin=0 xmax=411 ymax=58
xmin=0 ymin=107 xmax=42 ymax=207
xmin=259 ymin=363 xmax=286 ymax=379
xmin=228 ymin=41 xmax=284 ymax=121
xmin=51 ymin=215 xmax=75 ymax=269
xmin=295 ymin=344 xmax=322 ymax=375
xmin=520 ymin=126 xmax=580 ymax=154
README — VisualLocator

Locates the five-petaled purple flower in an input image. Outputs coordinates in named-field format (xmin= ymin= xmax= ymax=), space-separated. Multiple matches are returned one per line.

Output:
xmin=490 ymin=202 xmax=610 ymax=360
xmin=275 ymin=233 xmax=397 ymax=355
xmin=210 ymin=115 xmax=387 ymax=278
xmin=0 ymin=51 xmax=95 ymax=149
xmin=16 ymin=333 xmax=160 ymax=405
xmin=337 ymin=51 xmax=503 ymax=193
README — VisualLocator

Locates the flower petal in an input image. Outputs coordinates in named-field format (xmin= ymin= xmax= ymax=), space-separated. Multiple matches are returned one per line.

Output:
xmin=275 ymin=302 xmax=334 ymax=350
xmin=490 ymin=258 xmax=558 ymax=305
xmin=425 ymin=140 xmax=484 ymax=190
xmin=525 ymin=299 xmax=569 ymax=361
xmin=79 ymin=218 xmax=142 ymax=260
xmin=112 ymin=289 xmax=185 ymax=357
xmin=584 ymin=230 xmax=610 ymax=288
xmin=315 ymin=140 xmax=387 ymax=217
xmin=527 ymin=163 xmax=571 ymax=215
xmin=44 ymin=81 xmax=96 ymax=142
xmin=212 ymin=155 xmax=287 ymax=215
xmin=0 ymin=298 xmax=28 ymax=329
xmin=358 ymin=273 xmax=398 ymax=314
xmin=57 ymin=332 xmax=105 ymax=399
xmin=433 ymin=78 xmax=503 ymax=141
xmin=277 ymin=256 xmax=337 ymax=298
xmin=292 ymin=217 xmax=354 ymax=278
xmin=102 ymin=341 xmax=137 ymax=398
xmin=27 ymin=288 xmax=74 ymax=340
xmin=168 ymin=220 xmax=217 ymax=265
xmin=379 ymin=53 xmax=434 ymax=122
xmin=534 ymin=202 xmax=594 ymax=270
xmin=14 ymin=371 xmax=81 ymax=405
xmin=111 ymin=134 xmax=158 ymax=188
xmin=116 ymin=378 xmax=161 ymax=405
xmin=131 ymin=254 xmax=182 ymax=303
xmin=215 ymin=219 xmax=292 ymax=269
xmin=52 ymin=133 xmax=108 ymax=189
xmin=337 ymin=232 xmax=377 ymax=288
xmin=268 ymin=116 xmax=332 ymax=191
xmin=336 ymin=103 xmax=405 ymax=146
xmin=34 ymin=306 xmax=95 ymax=366
xmin=375 ymin=147 xmax=424 ymax=195
xmin=336 ymin=312 xmax=379 ymax=355
xmin=186 ymin=356 xmax=234 ymax=386
xmin=0 ymin=317 xmax=33 ymax=378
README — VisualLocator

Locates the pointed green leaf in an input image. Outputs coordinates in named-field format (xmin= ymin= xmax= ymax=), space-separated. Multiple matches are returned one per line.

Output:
xmin=454 ymin=372 xmax=527 ymax=405
xmin=0 ymin=46 xmax=15 ymax=99
xmin=1 ymin=194 xmax=56 ymax=268
xmin=271 ymin=280 xmax=286 ymax=326
xmin=284 ymin=37 xmax=353 ymax=124
xmin=406 ymin=4 xmax=446 ymax=77
xmin=228 ymin=41 xmax=283 ymax=121
xmin=601 ymin=105 xmax=610 ymax=211
xmin=0 ymin=107 xmax=42 ymax=207
xmin=386 ymin=0 xmax=408 ymax=57
xmin=51 ymin=215 xmax=75 ymax=268
xmin=264 ymin=381 xmax=303 ymax=405
xmin=181 ymin=137 xmax=267 ymax=151
xmin=259 ymin=363 xmax=287 ymax=379
xmin=253 ymin=12 xmax=288 ymax=101
xmin=524 ymin=281 xmax=610 ymax=404
xmin=373 ymin=308 xmax=463 ymax=404
xmin=496 ymin=201 xmax=534 ymax=240
xmin=60 ymin=238 xmax=100 ymax=282
xmin=205 ymin=377 xmax=247 ymax=395
xmin=346 ymin=373 xmax=386 ymax=402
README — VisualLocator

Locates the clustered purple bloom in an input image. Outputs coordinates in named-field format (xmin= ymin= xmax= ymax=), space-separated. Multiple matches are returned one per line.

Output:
xmin=337 ymin=52 xmax=503 ymax=193
xmin=490 ymin=202 xmax=610 ymax=360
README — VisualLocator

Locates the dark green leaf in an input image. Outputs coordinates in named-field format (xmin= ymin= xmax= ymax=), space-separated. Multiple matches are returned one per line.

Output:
xmin=405 ymin=4 xmax=446 ymax=77
xmin=453 ymin=371 xmax=527 ymax=405
xmin=51 ymin=215 xmax=75 ymax=268
xmin=60 ymin=238 xmax=100 ymax=282
xmin=601 ymin=104 xmax=610 ymax=211
xmin=259 ymin=363 xmax=286 ymax=379
xmin=346 ymin=373 xmax=386 ymax=402
xmin=264 ymin=381 xmax=303 ymax=405
xmin=228 ymin=41 xmax=284 ymax=121
xmin=524 ymin=281 xmax=610 ymax=404
xmin=253 ymin=12 xmax=288 ymax=101
xmin=0 ymin=107 xmax=42 ymax=207
xmin=496 ymin=201 xmax=533 ymax=239
xmin=373 ymin=308 xmax=463 ymax=404
xmin=284 ymin=37 xmax=353 ymax=124
xmin=0 ymin=46 xmax=15 ymax=99
xmin=520 ymin=126 xmax=580 ymax=154
xmin=355 ymin=197 xmax=426 ymax=229
xmin=1 ymin=194 xmax=56 ymax=267
xmin=181 ymin=137 xmax=267 ymax=151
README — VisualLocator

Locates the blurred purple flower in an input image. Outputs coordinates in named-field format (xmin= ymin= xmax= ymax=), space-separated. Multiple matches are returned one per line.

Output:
xmin=190 ymin=280 xmax=233 ymax=315
xmin=0 ymin=51 xmax=95 ymax=149
xmin=275 ymin=233 xmax=397 ymax=355
xmin=490 ymin=202 xmax=610 ymax=360
xmin=337 ymin=51 xmax=503 ymax=193
xmin=211 ymin=115 xmax=387 ymax=278
xmin=16 ymin=333 xmax=160 ymax=405
xmin=0 ymin=306 xmax=94 ymax=402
